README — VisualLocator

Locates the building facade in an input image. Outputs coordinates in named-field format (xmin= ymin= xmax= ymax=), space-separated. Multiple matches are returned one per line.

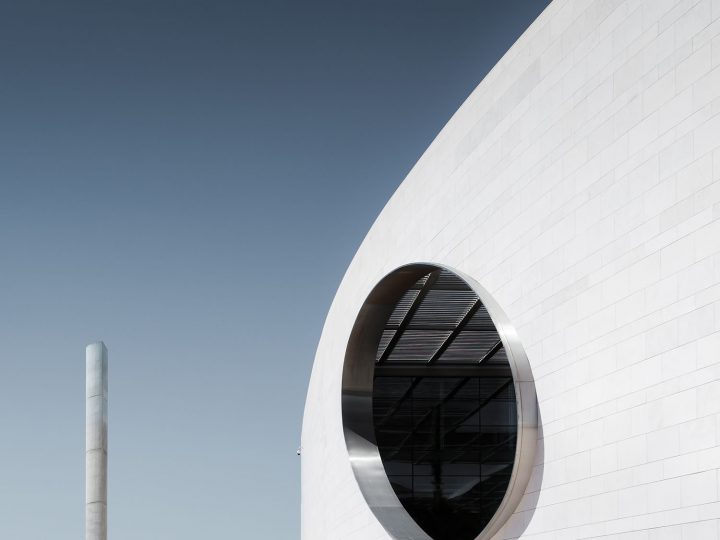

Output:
xmin=302 ymin=0 xmax=720 ymax=538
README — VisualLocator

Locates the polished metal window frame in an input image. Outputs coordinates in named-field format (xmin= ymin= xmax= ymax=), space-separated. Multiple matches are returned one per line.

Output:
xmin=341 ymin=263 xmax=538 ymax=540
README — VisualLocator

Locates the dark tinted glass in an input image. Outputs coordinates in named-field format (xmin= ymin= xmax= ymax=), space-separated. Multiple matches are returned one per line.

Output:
xmin=372 ymin=270 xmax=517 ymax=540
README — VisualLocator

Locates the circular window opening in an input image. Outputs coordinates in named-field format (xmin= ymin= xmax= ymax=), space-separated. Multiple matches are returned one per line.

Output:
xmin=342 ymin=264 xmax=536 ymax=540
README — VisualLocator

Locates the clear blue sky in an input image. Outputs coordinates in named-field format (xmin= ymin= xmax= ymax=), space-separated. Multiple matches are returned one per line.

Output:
xmin=0 ymin=1 xmax=550 ymax=538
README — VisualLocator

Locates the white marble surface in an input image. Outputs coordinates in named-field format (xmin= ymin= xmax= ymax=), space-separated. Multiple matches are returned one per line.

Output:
xmin=302 ymin=0 xmax=720 ymax=538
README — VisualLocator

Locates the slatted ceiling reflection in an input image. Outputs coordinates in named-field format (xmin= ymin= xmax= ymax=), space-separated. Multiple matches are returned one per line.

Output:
xmin=409 ymin=289 xmax=477 ymax=328
xmin=387 ymin=329 xmax=452 ymax=363
xmin=434 ymin=269 xmax=470 ymax=289
xmin=464 ymin=304 xmax=495 ymax=330
xmin=438 ymin=332 xmax=501 ymax=363
xmin=484 ymin=346 xmax=507 ymax=364
xmin=387 ymin=289 xmax=420 ymax=327
xmin=376 ymin=329 xmax=397 ymax=361
xmin=413 ymin=273 xmax=431 ymax=288
xmin=377 ymin=269 xmax=510 ymax=366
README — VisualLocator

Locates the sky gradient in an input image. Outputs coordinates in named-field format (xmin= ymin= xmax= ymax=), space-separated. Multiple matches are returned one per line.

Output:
xmin=0 ymin=1 xmax=550 ymax=538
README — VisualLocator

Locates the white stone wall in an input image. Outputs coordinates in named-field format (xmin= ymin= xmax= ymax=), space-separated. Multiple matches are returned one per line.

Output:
xmin=301 ymin=0 xmax=720 ymax=538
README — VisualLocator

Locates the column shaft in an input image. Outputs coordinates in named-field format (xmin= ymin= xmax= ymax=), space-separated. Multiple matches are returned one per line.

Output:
xmin=85 ymin=342 xmax=107 ymax=540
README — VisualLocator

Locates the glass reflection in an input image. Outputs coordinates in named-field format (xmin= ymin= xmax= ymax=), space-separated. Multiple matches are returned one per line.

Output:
xmin=372 ymin=270 xmax=518 ymax=540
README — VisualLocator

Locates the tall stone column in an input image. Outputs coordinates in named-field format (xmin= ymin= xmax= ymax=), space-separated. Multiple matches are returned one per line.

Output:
xmin=86 ymin=342 xmax=107 ymax=540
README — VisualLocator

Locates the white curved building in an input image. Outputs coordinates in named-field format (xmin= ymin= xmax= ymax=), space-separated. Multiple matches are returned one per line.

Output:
xmin=302 ymin=0 xmax=720 ymax=538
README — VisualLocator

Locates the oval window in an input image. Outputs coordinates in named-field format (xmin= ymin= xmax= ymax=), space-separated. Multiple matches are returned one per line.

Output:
xmin=342 ymin=265 xmax=536 ymax=540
